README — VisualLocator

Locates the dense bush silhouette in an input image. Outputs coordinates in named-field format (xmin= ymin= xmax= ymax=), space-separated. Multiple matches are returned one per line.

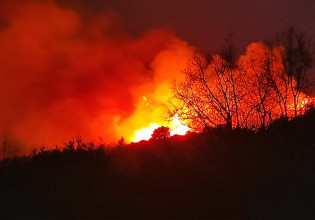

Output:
xmin=151 ymin=126 xmax=170 ymax=140
xmin=0 ymin=110 xmax=314 ymax=219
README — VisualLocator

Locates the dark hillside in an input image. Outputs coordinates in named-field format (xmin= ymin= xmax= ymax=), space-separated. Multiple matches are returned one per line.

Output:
xmin=1 ymin=110 xmax=314 ymax=219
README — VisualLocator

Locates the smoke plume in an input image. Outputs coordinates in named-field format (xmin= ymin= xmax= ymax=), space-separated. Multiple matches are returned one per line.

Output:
xmin=0 ymin=0 xmax=193 ymax=153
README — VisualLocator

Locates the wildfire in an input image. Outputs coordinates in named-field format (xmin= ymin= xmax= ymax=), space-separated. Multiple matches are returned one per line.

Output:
xmin=132 ymin=114 xmax=190 ymax=142
xmin=169 ymin=114 xmax=190 ymax=136
xmin=119 ymin=40 xmax=315 ymax=146
xmin=133 ymin=123 xmax=160 ymax=142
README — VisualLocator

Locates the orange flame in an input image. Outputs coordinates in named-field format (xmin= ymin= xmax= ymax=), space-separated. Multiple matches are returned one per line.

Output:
xmin=132 ymin=114 xmax=190 ymax=142
xmin=133 ymin=123 xmax=160 ymax=142
xmin=169 ymin=114 xmax=190 ymax=136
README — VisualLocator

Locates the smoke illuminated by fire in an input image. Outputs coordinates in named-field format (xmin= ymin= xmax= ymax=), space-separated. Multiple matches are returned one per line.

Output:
xmin=0 ymin=1 xmax=313 ymax=154
xmin=0 ymin=0 xmax=194 ymax=153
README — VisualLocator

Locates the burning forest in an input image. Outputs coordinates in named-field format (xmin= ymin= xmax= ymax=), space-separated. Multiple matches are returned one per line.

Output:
xmin=0 ymin=1 xmax=314 ymax=155
xmin=0 ymin=1 xmax=315 ymax=218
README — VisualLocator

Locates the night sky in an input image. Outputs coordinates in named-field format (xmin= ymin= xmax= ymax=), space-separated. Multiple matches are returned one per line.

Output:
xmin=54 ymin=0 xmax=315 ymax=51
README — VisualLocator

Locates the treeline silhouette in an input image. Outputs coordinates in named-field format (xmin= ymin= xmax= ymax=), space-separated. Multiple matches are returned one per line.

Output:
xmin=170 ymin=28 xmax=314 ymax=131
xmin=0 ymin=108 xmax=314 ymax=219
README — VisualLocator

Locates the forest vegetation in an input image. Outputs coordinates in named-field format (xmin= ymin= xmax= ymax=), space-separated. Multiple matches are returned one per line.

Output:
xmin=0 ymin=27 xmax=315 ymax=219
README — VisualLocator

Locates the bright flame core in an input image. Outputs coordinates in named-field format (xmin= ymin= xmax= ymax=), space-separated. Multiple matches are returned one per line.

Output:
xmin=170 ymin=114 xmax=190 ymax=136
xmin=133 ymin=123 xmax=160 ymax=142
xmin=132 ymin=114 xmax=190 ymax=142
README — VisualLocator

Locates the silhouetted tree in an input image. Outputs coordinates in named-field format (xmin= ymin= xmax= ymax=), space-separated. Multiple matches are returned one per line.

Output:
xmin=219 ymin=33 xmax=242 ymax=128
xmin=170 ymin=41 xmax=250 ymax=131
xmin=277 ymin=27 xmax=314 ymax=117
xmin=170 ymin=33 xmax=314 ymax=131
xmin=151 ymin=126 xmax=170 ymax=140
xmin=264 ymin=46 xmax=290 ymax=119
xmin=1 ymin=139 xmax=10 ymax=160
xmin=239 ymin=42 xmax=279 ymax=129
xmin=117 ymin=136 xmax=126 ymax=147
xmin=0 ymin=138 xmax=18 ymax=160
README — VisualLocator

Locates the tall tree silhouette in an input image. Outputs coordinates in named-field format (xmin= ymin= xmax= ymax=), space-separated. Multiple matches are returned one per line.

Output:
xmin=278 ymin=27 xmax=314 ymax=117
xmin=170 ymin=31 xmax=314 ymax=132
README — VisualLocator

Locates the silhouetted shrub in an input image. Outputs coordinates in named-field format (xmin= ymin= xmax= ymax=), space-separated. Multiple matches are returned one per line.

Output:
xmin=117 ymin=136 xmax=126 ymax=147
xmin=151 ymin=126 xmax=170 ymax=140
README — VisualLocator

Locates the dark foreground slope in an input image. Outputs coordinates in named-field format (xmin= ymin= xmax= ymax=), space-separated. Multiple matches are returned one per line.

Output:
xmin=1 ymin=110 xmax=314 ymax=219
